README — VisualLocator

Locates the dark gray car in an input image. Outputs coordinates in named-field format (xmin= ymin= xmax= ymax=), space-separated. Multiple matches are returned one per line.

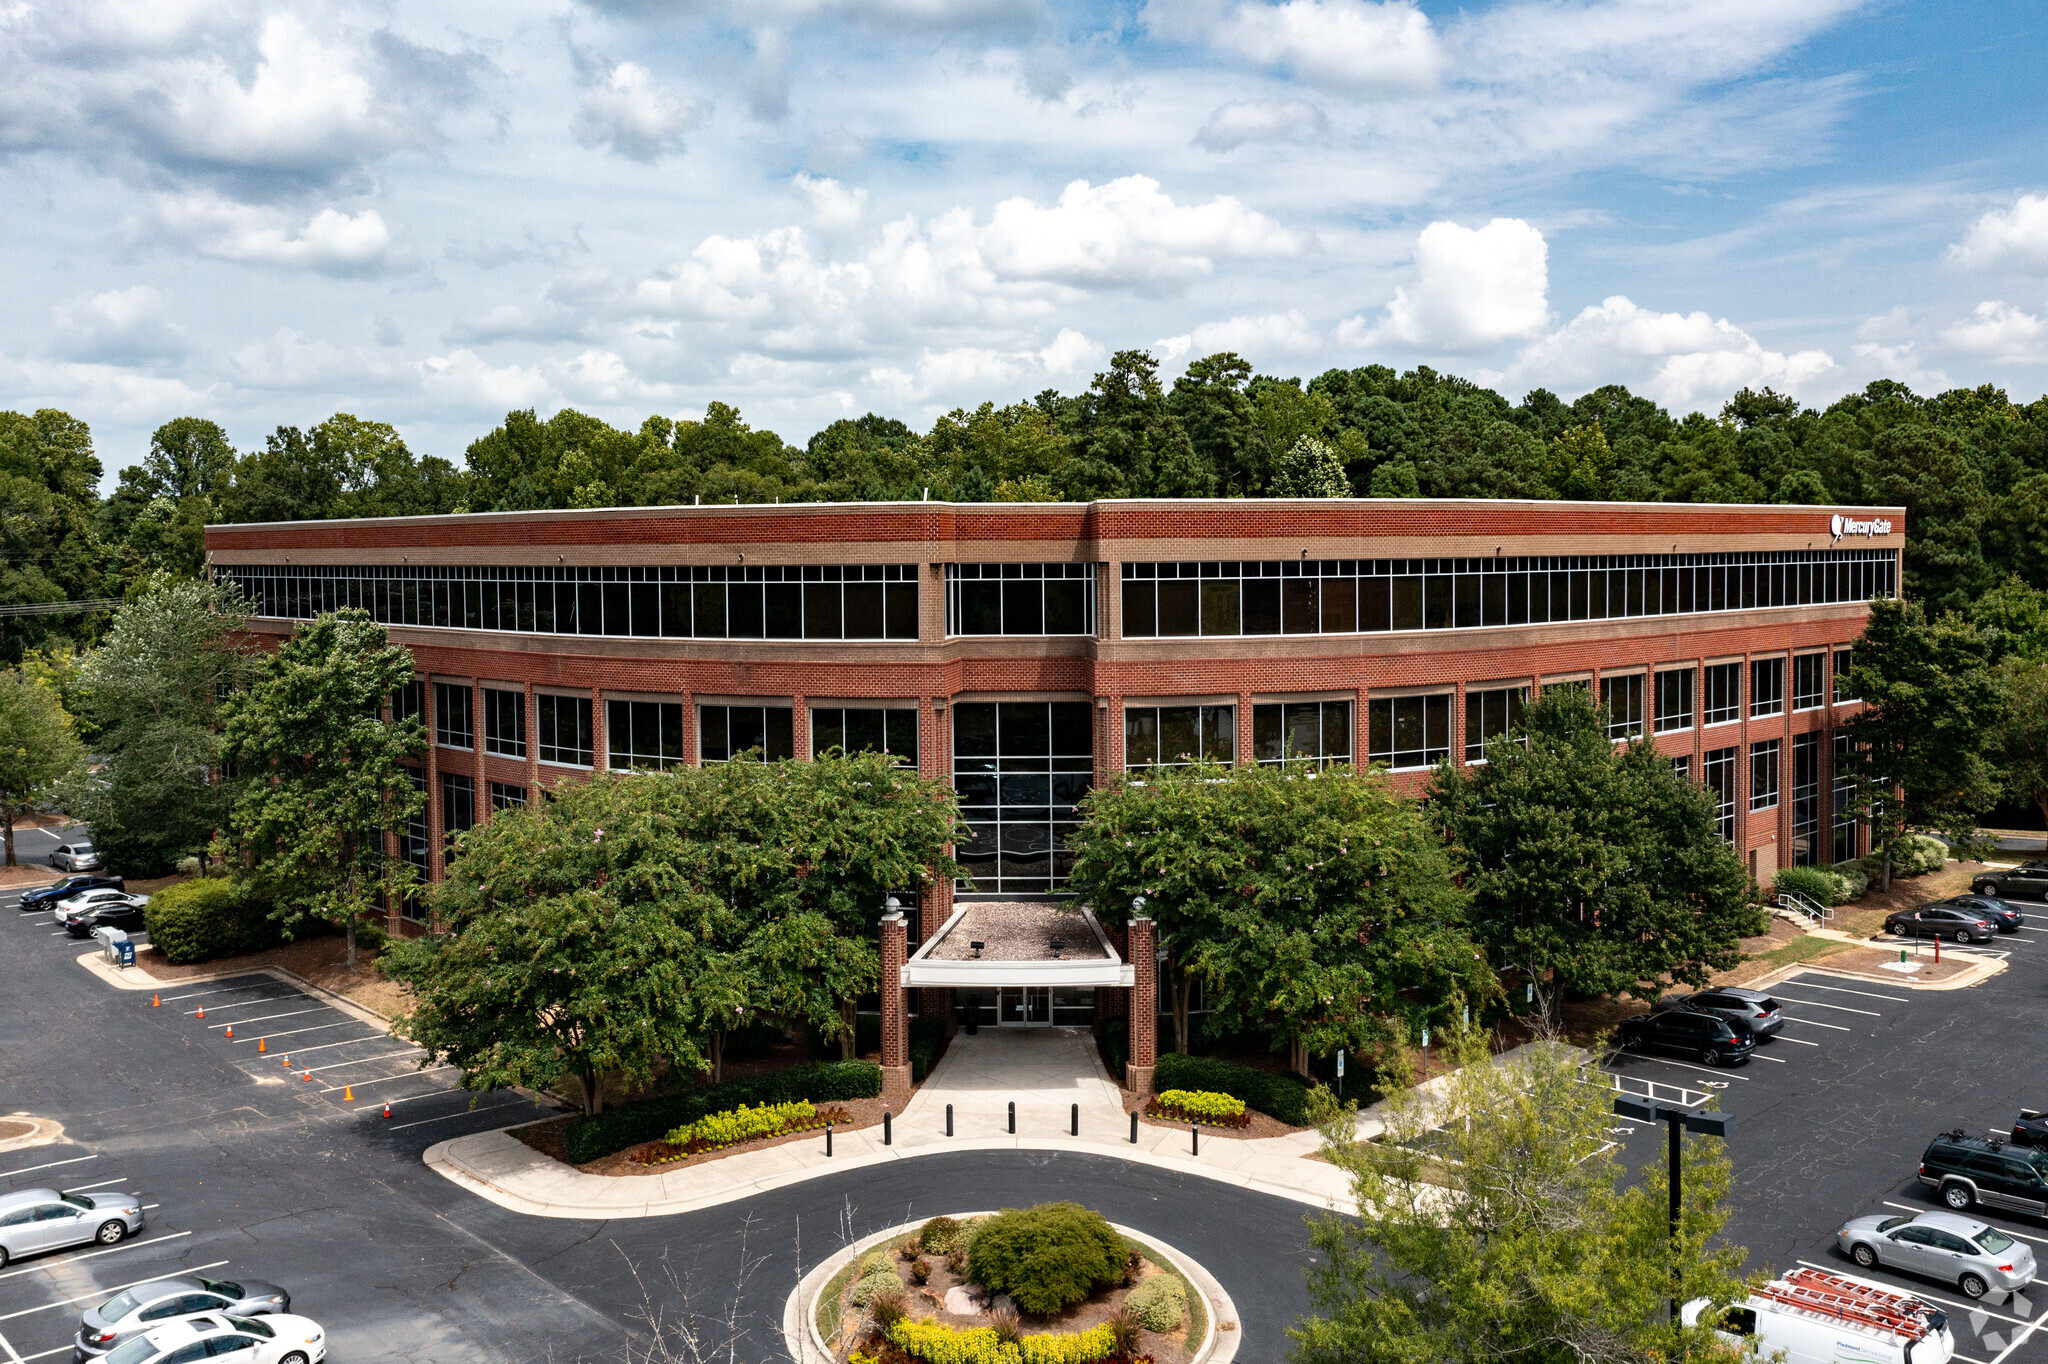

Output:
xmin=1661 ymin=986 xmax=1785 ymax=1040
xmin=1976 ymin=862 xmax=2048 ymax=900
xmin=77 ymin=1276 xmax=291 ymax=1360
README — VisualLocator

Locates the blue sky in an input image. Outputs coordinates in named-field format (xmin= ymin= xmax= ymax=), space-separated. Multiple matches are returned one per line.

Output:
xmin=4 ymin=0 xmax=2046 ymax=481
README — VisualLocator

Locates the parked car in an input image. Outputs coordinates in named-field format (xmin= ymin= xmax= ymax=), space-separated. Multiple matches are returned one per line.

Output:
xmin=1659 ymin=986 xmax=1785 ymax=1040
xmin=98 ymin=1315 xmax=325 ymax=1364
xmin=58 ymin=893 xmax=149 ymax=938
xmin=1884 ymin=906 xmax=1997 ymax=943
xmin=1974 ymin=862 xmax=2048 ymax=900
xmin=1836 ymin=1208 xmax=2035 ymax=1299
xmin=49 ymin=841 xmax=101 ymax=872
xmin=2011 ymin=1109 xmax=2048 ymax=1147
xmin=0 ymin=1189 xmax=144 ymax=1268
xmin=20 ymin=875 xmax=124 ymax=911
xmin=1685 ymin=1266 xmax=1952 ymax=1364
xmin=1920 ymin=1131 xmax=2048 ymax=1217
xmin=1617 ymin=1008 xmax=1757 ymax=1066
xmin=1928 ymin=893 xmax=2025 ymax=932
xmin=77 ymin=1277 xmax=292 ymax=1361
xmin=53 ymin=888 xmax=145 ymax=926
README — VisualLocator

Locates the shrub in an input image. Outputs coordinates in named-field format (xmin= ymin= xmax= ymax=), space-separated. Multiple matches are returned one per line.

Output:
xmin=1773 ymin=865 xmax=1839 ymax=908
xmin=850 ymin=1266 xmax=903 ymax=1307
xmin=1108 ymin=1307 xmax=1141 ymax=1357
xmin=967 ymin=1203 xmax=1126 ymax=1316
xmin=562 ymin=1059 xmax=881 ymax=1163
xmin=1831 ymin=862 xmax=1870 ymax=902
xmin=918 ymin=1215 xmax=962 ymax=1255
xmin=910 ymin=1014 xmax=951 ymax=1082
xmin=1123 ymin=1274 xmax=1186 ymax=1332
xmin=665 ymin=1100 xmax=813 ymax=1148
xmin=884 ymin=1319 xmax=1120 ymax=1364
xmin=142 ymin=878 xmax=282 ymax=965
xmin=869 ymin=1284 xmax=907 ymax=1329
xmin=1149 ymin=1089 xmax=1248 ymax=1126
xmin=910 ymin=1257 xmax=931 ymax=1284
xmin=1896 ymin=833 xmax=1948 ymax=875
xmin=1098 ymin=1019 xmax=1128 ymax=1081
xmin=857 ymin=1248 xmax=897 ymax=1277
xmin=1153 ymin=1053 xmax=1311 ymax=1126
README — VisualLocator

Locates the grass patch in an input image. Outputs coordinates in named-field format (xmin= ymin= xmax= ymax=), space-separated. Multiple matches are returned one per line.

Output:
xmin=1122 ymin=1236 xmax=1205 ymax=1344
xmin=1755 ymin=935 xmax=1855 ymax=968
xmin=815 ymin=1253 xmax=861 ymax=1349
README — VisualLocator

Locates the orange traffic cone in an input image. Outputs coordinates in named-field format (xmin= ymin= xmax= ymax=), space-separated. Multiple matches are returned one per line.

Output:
xmin=257 ymin=1038 xmax=266 ymax=1053
xmin=302 ymin=1070 xmax=311 ymax=1081
xmin=195 ymin=1007 xmax=204 ymax=1019
xmin=224 ymin=1027 xmax=233 ymax=1039
xmin=342 ymin=1086 xmax=353 ymax=1101
xmin=382 ymin=1104 xmax=392 ymax=1118
xmin=150 ymin=994 xmax=160 ymax=1007
xmin=281 ymin=1055 xmax=290 ymax=1067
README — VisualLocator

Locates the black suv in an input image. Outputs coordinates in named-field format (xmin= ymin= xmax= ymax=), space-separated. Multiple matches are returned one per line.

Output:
xmin=1974 ymin=863 xmax=2048 ymax=901
xmin=19 ymin=874 xmax=124 ymax=911
xmin=1920 ymin=1131 xmax=2048 ymax=1216
xmin=1618 ymin=1008 xmax=1757 ymax=1067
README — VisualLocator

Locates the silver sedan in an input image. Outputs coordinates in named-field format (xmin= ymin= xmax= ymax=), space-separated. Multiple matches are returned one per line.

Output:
xmin=0 ymin=1189 xmax=145 ymax=1268
xmin=77 ymin=1276 xmax=292 ymax=1360
xmin=1837 ymin=1209 xmax=2036 ymax=1298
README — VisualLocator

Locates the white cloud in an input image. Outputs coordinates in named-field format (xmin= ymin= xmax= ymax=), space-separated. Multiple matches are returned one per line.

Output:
xmin=226 ymin=328 xmax=405 ymax=391
xmin=864 ymin=328 xmax=1105 ymax=402
xmin=1946 ymin=195 xmax=2048 ymax=274
xmin=1172 ymin=0 xmax=1441 ymax=98
xmin=1039 ymin=327 xmax=1106 ymax=378
xmin=571 ymin=61 xmax=706 ymax=163
xmin=51 ymin=285 xmax=185 ymax=364
xmin=1193 ymin=99 xmax=1329 ymax=152
xmin=978 ymin=175 xmax=1309 ymax=291
xmin=792 ymin=173 xmax=867 ymax=232
xmin=417 ymin=348 xmax=555 ymax=410
xmin=0 ymin=353 xmax=213 ymax=419
xmin=144 ymin=192 xmax=394 ymax=273
xmin=1156 ymin=311 xmax=1320 ymax=367
xmin=1940 ymin=301 xmax=2048 ymax=363
xmin=1510 ymin=295 xmax=1837 ymax=410
xmin=1344 ymin=218 xmax=1549 ymax=351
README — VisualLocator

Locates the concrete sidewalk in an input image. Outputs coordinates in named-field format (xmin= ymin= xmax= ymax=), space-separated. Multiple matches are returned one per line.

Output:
xmin=425 ymin=1026 xmax=1358 ymax=1220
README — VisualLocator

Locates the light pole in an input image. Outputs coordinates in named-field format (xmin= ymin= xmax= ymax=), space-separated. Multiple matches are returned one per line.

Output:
xmin=1613 ymin=1096 xmax=1735 ymax=1321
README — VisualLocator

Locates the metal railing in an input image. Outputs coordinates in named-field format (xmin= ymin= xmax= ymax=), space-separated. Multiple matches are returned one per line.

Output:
xmin=1776 ymin=888 xmax=1834 ymax=927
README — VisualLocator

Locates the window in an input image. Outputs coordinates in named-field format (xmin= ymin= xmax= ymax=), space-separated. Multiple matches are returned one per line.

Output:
xmin=1464 ymin=686 xmax=1526 ymax=761
xmin=434 ymin=682 xmax=473 ymax=749
xmin=400 ymin=768 xmax=429 ymax=921
xmin=1834 ymin=648 xmax=1856 ymax=702
xmin=1793 ymin=654 xmax=1827 ymax=711
xmin=392 ymin=679 xmax=424 ymax=727
xmin=1255 ymin=700 xmax=1353 ymax=767
xmin=441 ymin=772 xmax=474 ymax=846
xmin=1703 ymin=663 xmax=1742 ymax=726
xmin=1750 ymin=657 xmax=1784 ymax=718
xmin=484 ymin=688 xmax=526 ymax=758
xmin=953 ymin=701 xmax=1093 ymax=893
xmin=1654 ymin=668 xmax=1695 ymax=733
xmin=699 ymin=705 xmax=794 ymax=762
xmin=607 ymin=700 xmax=685 ymax=771
xmin=1792 ymin=733 xmax=1821 ymax=866
xmin=1703 ymin=747 xmax=1738 ymax=842
xmin=1672 ymin=754 xmax=1691 ymax=782
xmin=1125 ymin=704 xmax=1235 ymax=770
xmin=811 ymin=706 xmax=920 ymax=764
xmin=946 ymin=564 xmax=1095 ymax=636
xmin=1369 ymin=695 xmax=1449 ymax=770
xmin=489 ymin=780 xmax=527 ymax=811
xmin=1833 ymin=732 xmax=1858 ymax=861
xmin=1109 ymin=548 xmax=1899 ymax=638
xmin=537 ymin=694 xmax=594 ymax=767
xmin=1601 ymin=674 xmax=1646 ymax=739
xmin=1750 ymin=739 xmax=1780 ymax=812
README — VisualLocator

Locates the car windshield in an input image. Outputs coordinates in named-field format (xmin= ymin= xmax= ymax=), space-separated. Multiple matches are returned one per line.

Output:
xmin=61 ymin=1193 xmax=91 ymax=1208
xmin=103 ymin=1338 xmax=158 ymax=1364
xmin=1977 ymin=1228 xmax=2016 ymax=1253
xmin=1878 ymin=1216 xmax=1910 ymax=1231
xmin=224 ymin=1318 xmax=273 ymax=1339
xmin=199 ymin=1280 xmax=242 ymax=1299
xmin=99 ymin=1290 xmax=141 ymax=1319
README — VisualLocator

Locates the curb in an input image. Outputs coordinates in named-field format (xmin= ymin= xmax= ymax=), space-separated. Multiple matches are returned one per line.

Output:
xmin=78 ymin=948 xmax=398 ymax=1027
xmin=1743 ymin=939 xmax=2008 ymax=993
xmin=784 ymin=1213 xmax=1239 ymax=1364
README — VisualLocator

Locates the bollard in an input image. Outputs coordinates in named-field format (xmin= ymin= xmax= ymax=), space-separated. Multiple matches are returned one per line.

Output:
xmin=946 ymin=1103 xmax=953 ymax=1137
xmin=1130 ymin=1110 xmax=1138 ymax=1144
xmin=826 ymin=1122 xmax=833 ymax=1157
xmin=884 ymin=1111 xmax=892 ymax=1146
xmin=1191 ymin=1123 xmax=1199 ymax=1156
xmin=1071 ymin=1103 xmax=1078 ymax=1137
xmin=1008 ymin=1101 xmax=1015 ymax=1134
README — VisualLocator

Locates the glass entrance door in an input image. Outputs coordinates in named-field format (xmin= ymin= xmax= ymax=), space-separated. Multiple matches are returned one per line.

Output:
xmin=998 ymin=986 xmax=1051 ymax=1025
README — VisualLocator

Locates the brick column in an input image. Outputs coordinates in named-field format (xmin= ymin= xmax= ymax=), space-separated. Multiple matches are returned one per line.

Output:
xmin=1126 ymin=915 xmax=1157 ymax=1094
xmin=524 ymin=684 xmax=540 ymax=801
xmin=879 ymin=909 xmax=912 ymax=1100
xmin=590 ymin=687 xmax=607 ymax=774
xmin=473 ymin=678 xmax=488 ymax=826
xmin=425 ymin=684 xmax=443 ymax=882
xmin=1236 ymin=692 xmax=1253 ymax=767
xmin=793 ymin=695 xmax=809 ymax=760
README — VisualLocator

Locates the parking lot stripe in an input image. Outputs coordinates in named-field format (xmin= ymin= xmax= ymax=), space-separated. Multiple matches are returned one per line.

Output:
xmin=1782 ymin=979 xmax=1910 ymax=1003
xmin=19 ymin=1344 xmax=73 ymax=1361
xmin=162 ymin=982 xmax=280 ymax=1003
xmin=206 ymin=1006 xmax=332 ymax=1029
xmin=189 ymin=995 xmax=305 ymax=1018
xmin=1882 ymin=1201 xmax=2048 ymax=1246
xmin=1767 ymin=997 xmax=1879 ymax=1016
xmin=295 ymin=1048 xmax=420 ymax=1075
xmin=0 ymin=1232 xmax=193 ymax=1282
xmin=1769 ymin=1035 xmax=1820 ymax=1046
xmin=1778 ymin=1014 xmax=1851 ymax=1031
xmin=0 ymin=1327 xmax=23 ymax=1364
xmin=351 ymin=1080 xmax=461 ymax=1110
xmin=1792 ymin=1260 xmax=2034 ymax=1328
xmin=323 ymin=1065 xmax=451 ymax=1094
xmin=388 ymin=1100 xmax=529 ymax=1132
xmin=0 ymin=1260 xmax=228 ymax=1318
xmin=1989 ymin=1317 xmax=2047 ymax=1364
xmin=0 ymin=1155 xmax=94 ymax=1181
xmin=237 ymin=1032 xmax=386 ymax=1059
xmin=58 ymin=1177 xmax=124 ymax=1192
xmin=177 ymin=990 xmax=297 ymax=1012
xmin=229 ymin=1020 xmax=357 ymax=1043
xmin=1610 ymin=1055 xmax=1753 ymax=1081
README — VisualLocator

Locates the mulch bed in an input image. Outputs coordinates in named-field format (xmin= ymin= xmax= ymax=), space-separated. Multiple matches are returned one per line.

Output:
xmin=511 ymin=1088 xmax=917 ymax=1176
xmin=1800 ymin=945 xmax=1978 ymax=983
xmin=0 ymin=1121 xmax=34 ymax=1143
xmin=1113 ymin=1086 xmax=1301 ymax=1140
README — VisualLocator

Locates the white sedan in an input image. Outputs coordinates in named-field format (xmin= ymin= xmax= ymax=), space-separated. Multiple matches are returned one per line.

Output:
xmin=102 ymin=1314 xmax=325 ymax=1364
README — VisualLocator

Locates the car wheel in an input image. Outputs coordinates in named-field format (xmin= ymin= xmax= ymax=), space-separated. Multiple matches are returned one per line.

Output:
xmin=0 ymin=1245 xmax=9 ymax=1268
xmin=1944 ymin=1183 xmax=1975 ymax=1211
xmin=280 ymin=1352 xmax=308 ymax=1364
xmin=1961 ymin=1272 xmax=1990 ymax=1300
xmin=1699 ymin=1048 xmax=1723 ymax=1067
xmin=1851 ymin=1243 xmax=1878 ymax=1269
xmin=1954 ymin=929 xmax=1972 ymax=944
xmin=1976 ymin=883 xmax=1994 ymax=895
xmin=95 ymin=1221 xmax=126 ymax=1246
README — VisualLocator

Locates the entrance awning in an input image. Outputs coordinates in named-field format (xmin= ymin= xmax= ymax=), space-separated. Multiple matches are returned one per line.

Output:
xmin=901 ymin=901 xmax=1132 ymax=988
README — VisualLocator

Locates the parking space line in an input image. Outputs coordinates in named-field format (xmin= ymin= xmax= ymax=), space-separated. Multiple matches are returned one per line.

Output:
xmin=0 ymin=1326 xmax=22 ymax=1364
xmin=238 ymin=1032 xmax=388 ymax=1059
xmin=1989 ymin=1317 xmax=2047 ymax=1364
xmin=1782 ymin=979 xmax=1909 ymax=1002
xmin=178 ymin=990 xmax=298 ymax=1013
xmin=1882 ymin=1201 xmax=2048 ymax=1246
xmin=1778 ymin=1014 xmax=1851 ymax=1031
xmin=192 ymin=997 xmax=312 ymax=1021
xmin=1608 ymin=1055 xmax=1752 ymax=1081
xmin=58 ymin=1178 xmax=124 ymax=1193
xmin=1792 ymin=1261 xmax=2033 ymax=1328
xmin=323 ymin=1065 xmax=450 ymax=1094
xmin=206 ymin=1006 xmax=333 ymax=1029
xmin=1768 ymin=997 xmax=1879 ymax=1016
xmin=388 ymin=1100 xmax=529 ymax=1132
xmin=293 ymin=1048 xmax=419 ymax=1075
xmin=1750 ymin=1053 xmax=1789 ymax=1063
xmin=0 ymin=1156 xmax=94 ymax=1181
xmin=1768 ymin=1035 xmax=1820 ymax=1046
xmin=230 ymin=1020 xmax=357 ymax=1043
xmin=0 ymin=1232 xmax=193 ymax=1282
xmin=0 ymin=1260 xmax=228 ymax=1318
xmin=19 ymin=1344 xmax=73 ymax=1361
xmin=352 ymin=1081 xmax=461 ymax=1110
xmin=162 ymin=982 xmax=279 ymax=1003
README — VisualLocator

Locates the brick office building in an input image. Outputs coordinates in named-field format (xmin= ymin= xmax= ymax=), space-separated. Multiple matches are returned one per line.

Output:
xmin=206 ymin=497 xmax=1901 ymax=1094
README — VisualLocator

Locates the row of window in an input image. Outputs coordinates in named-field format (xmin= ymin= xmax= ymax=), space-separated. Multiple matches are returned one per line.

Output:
xmin=222 ymin=546 xmax=1894 ymax=641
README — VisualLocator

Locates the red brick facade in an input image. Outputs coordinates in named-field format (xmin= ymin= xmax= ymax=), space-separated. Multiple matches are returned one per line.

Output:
xmin=1126 ymin=917 xmax=1158 ymax=1093
xmin=878 ymin=911 xmax=911 ymax=1099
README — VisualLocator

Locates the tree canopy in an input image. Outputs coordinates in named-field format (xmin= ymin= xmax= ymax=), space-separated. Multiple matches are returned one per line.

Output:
xmin=0 ymin=665 xmax=84 ymax=866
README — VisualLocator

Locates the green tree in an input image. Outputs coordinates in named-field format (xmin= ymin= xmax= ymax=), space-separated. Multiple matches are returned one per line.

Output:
xmin=0 ymin=666 xmax=84 ymax=866
xmin=1976 ymin=575 xmax=2048 ymax=659
xmin=218 ymin=610 xmax=425 ymax=965
xmin=1427 ymin=688 xmax=1753 ymax=1022
xmin=921 ymin=402 xmax=1072 ymax=500
xmin=1292 ymin=1033 xmax=1752 ymax=1364
xmin=1067 ymin=762 xmax=1490 ymax=1071
xmin=1269 ymin=436 xmax=1352 ymax=498
xmin=1547 ymin=423 xmax=1616 ymax=501
xmin=0 ymin=409 xmax=106 ymax=661
xmin=1167 ymin=353 xmax=1258 ymax=492
xmin=1843 ymin=599 xmax=2002 ymax=887
xmin=1992 ymin=657 xmax=2048 ymax=837
xmin=143 ymin=417 xmax=236 ymax=501
xmin=65 ymin=575 xmax=251 ymax=875
xmin=1062 ymin=350 xmax=1212 ymax=499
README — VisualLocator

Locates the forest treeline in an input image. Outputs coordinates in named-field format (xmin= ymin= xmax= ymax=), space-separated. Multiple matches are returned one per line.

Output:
xmin=6 ymin=348 xmax=2048 ymax=661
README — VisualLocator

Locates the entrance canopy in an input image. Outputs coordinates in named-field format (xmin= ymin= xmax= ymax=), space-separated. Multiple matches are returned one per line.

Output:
xmin=900 ymin=901 xmax=1131 ymax=989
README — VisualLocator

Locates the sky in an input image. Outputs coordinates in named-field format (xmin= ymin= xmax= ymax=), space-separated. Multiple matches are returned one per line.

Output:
xmin=4 ymin=0 xmax=2047 ymax=484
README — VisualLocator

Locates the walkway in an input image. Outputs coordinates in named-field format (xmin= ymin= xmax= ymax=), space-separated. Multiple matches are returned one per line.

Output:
xmin=426 ymin=1026 xmax=1356 ymax=1220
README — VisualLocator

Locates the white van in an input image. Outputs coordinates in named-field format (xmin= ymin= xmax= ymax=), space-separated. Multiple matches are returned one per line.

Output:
xmin=1684 ymin=1266 xmax=1954 ymax=1364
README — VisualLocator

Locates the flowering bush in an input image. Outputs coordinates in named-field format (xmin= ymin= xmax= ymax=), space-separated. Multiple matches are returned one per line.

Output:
xmin=1147 ymin=1089 xmax=1250 ymax=1128
xmin=628 ymin=1101 xmax=850 ymax=1164
xmin=885 ymin=1318 xmax=1119 ymax=1363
